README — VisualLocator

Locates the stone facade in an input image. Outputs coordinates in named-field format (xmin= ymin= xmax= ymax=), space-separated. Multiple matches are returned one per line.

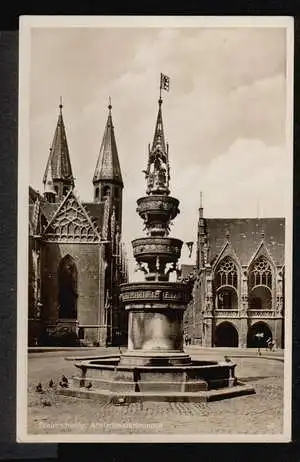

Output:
xmin=184 ymin=212 xmax=285 ymax=349
xmin=28 ymin=103 xmax=128 ymax=347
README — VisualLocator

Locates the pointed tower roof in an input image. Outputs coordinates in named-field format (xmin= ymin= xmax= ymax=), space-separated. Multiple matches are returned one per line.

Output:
xmin=151 ymin=97 xmax=167 ymax=157
xmin=93 ymin=99 xmax=123 ymax=186
xmin=43 ymin=148 xmax=57 ymax=195
xmin=43 ymin=100 xmax=74 ymax=186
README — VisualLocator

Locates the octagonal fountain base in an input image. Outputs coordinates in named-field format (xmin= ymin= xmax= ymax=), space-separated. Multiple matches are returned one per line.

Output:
xmin=58 ymin=354 xmax=255 ymax=402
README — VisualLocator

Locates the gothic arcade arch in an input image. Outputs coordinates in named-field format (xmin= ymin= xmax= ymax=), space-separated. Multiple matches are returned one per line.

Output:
xmin=214 ymin=321 xmax=239 ymax=347
xmin=247 ymin=321 xmax=273 ymax=348
xmin=58 ymin=254 xmax=78 ymax=319
xmin=248 ymin=255 xmax=273 ymax=311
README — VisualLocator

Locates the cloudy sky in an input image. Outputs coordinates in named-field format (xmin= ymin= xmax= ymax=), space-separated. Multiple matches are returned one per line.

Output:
xmin=28 ymin=23 xmax=292 ymax=273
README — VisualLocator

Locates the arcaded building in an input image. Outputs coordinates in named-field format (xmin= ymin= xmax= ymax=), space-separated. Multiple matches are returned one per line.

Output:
xmin=28 ymin=102 xmax=128 ymax=347
xmin=184 ymin=203 xmax=285 ymax=348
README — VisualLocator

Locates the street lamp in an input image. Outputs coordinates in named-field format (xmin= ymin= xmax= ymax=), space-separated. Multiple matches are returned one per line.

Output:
xmin=185 ymin=241 xmax=194 ymax=258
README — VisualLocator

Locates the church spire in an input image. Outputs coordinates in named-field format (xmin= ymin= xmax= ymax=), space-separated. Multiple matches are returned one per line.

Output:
xmin=43 ymin=99 xmax=74 ymax=201
xmin=93 ymin=99 xmax=123 ymax=234
xmin=197 ymin=191 xmax=207 ymax=270
xmin=93 ymin=98 xmax=123 ymax=187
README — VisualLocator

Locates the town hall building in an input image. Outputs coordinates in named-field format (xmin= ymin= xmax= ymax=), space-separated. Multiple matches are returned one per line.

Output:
xmin=28 ymin=101 xmax=128 ymax=347
xmin=183 ymin=200 xmax=285 ymax=349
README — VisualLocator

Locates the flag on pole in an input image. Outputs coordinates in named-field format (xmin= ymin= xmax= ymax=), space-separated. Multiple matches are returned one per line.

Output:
xmin=160 ymin=73 xmax=170 ymax=92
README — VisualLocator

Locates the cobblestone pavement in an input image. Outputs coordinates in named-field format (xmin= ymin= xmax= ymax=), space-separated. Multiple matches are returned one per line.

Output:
xmin=26 ymin=348 xmax=285 ymax=436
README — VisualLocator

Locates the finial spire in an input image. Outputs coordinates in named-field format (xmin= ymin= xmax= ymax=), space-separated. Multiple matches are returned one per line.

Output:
xmin=108 ymin=96 xmax=112 ymax=112
xmin=225 ymin=228 xmax=230 ymax=241
xmin=200 ymin=191 xmax=203 ymax=208
xmin=59 ymin=96 xmax=63 ymax=113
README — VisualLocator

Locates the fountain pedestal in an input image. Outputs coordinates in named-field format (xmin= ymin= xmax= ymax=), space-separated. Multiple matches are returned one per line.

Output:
xmin=118 ymin=281 xmax=191 ymax=366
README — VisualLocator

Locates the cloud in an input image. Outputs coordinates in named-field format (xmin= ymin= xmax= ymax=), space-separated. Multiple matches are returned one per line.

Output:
xmin=170 ymin=138 xmax=291 ymax=263
xmin=27 ymin=26 xmax=290 ymax=278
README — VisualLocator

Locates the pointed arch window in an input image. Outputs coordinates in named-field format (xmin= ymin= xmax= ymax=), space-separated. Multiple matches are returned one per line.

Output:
xmin=215 ymin=257 xmax=238 ymax=290
xmin=58 ymin=255 xmax=78 ymax=319
xmin=214 ymin=257 xmax=238 ymax=310
xmin=249 ymin=256 xmax=272 ymax=290
xmin=102 ymin=186 xmax=110 ymax=200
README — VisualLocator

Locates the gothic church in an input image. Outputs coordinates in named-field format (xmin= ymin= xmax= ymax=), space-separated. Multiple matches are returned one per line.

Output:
xmin=28 ymin=101 xmax=128 ymax=347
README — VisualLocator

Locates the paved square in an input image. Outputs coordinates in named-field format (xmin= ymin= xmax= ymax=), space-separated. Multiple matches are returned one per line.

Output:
xmin=27 ymin=347 xmax=284 ymax=435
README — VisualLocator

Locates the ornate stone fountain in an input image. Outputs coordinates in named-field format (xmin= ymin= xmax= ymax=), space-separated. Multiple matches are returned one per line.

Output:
xmin=118 ymin=95 xmax=192 ymax=368
xmin=59 ymin=95 xmax=255 ymax=401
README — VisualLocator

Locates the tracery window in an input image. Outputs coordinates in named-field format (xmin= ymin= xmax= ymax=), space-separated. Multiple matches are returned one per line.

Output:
xmin=249 ymin=256 xmax=272 ymax=289
xmin=215 ymin=257 xmax=238 ymax=290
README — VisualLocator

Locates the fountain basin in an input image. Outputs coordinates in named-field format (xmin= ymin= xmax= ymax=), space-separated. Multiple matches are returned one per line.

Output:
xmin=58 ymin=354 xmax=255 ymax=402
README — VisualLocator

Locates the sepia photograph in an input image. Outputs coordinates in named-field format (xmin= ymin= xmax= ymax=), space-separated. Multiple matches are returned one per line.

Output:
xmin=17 ymin=16 xmax=293 ymax=443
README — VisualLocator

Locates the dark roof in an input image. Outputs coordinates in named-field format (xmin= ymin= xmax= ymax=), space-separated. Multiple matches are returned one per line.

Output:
xmin=83 ymin=202 xmax=105 ymax=232
xmin=43 ymin=106 xmax=74 ymax=185
xmin=93 ymin=107 xmax=123 ymax=185
xmin=206 ymin=218 xmax=285 ymax=267
xmin=39 ymin=201 xmax=59 ymax=222
xmin=29 ymin=186 xmax=42 ymax=204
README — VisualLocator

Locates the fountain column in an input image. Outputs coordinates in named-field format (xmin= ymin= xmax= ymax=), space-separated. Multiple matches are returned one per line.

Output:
xmin=119 ymin=96 xmax=192 ymax=366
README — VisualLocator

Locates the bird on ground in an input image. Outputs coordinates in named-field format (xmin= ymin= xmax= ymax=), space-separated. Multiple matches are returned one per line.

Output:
xmin=224 ymin=355 xmax=231 ymax=363
xmin=59 ymin=376 xmax=69 ymax=388
xmin=61 ymin=375 xmax=68 ymax=384
xmin=35 ymin=382 xmax=43 ymax=393
xmin=41 ymin=400 xmax=52 ymax=407
xmin=86 ymin=382 xmax=92 ymax=390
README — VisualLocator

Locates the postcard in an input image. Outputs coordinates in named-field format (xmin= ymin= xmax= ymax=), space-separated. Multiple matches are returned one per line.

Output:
xmin=17 ymin=15 xmax=293 ymax=443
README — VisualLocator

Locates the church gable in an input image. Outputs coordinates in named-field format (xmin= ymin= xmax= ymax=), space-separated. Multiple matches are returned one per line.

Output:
xmin=212 ymin=241 xmax=241 ymax=271
xmin=247 ymin=240 xmax=276 ymax=270
xmin=42 ymin=189 xmax=101 ymax=243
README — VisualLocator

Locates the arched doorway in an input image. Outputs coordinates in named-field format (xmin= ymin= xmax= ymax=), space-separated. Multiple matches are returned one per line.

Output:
xmin=215 ymin=322 xmax=239 ymax=347
xmin=58 ymin=255 xmax=78 ymax=319
xmin=247 ymin=321 xmax=272 ymax=348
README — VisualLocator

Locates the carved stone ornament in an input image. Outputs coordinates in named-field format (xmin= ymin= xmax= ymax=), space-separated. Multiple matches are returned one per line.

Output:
xmin=43 ymin=195 xmax=100 ymax=243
